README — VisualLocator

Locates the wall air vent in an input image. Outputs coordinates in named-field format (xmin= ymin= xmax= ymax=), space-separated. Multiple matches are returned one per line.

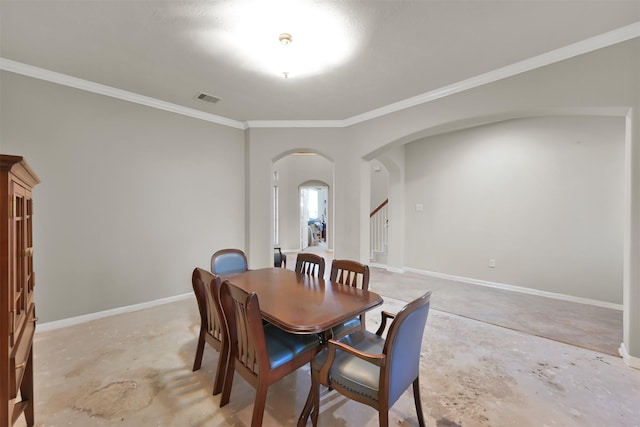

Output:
xmin=194 ymin=92 xmax=221 ymax=104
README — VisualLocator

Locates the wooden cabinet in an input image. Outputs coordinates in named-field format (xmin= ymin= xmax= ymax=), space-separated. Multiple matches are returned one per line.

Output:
xmin=1 ymin=155 xmax=40 ymax=427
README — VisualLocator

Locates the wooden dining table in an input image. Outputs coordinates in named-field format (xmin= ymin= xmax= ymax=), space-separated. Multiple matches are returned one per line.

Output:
xmin=222 ymin=267 xmax=383 ymax=336
xmin=222 ymin=267 xmax=382 ymax=425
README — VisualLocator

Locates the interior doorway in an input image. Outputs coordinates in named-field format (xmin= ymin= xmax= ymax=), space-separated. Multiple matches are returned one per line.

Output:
xmin=299 ymin=185 xmax=328 ymax=250
xmin=272 ymin=153 xmax=333 ymax=252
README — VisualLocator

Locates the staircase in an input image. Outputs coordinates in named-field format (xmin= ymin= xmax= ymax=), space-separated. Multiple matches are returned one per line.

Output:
xmin=370 ymin=199 xmax=388 ymax=264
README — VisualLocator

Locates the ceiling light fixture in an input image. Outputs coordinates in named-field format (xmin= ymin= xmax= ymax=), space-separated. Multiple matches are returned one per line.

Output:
xmin=279 ymin=33 xmax=292 ymax=78
xmin=209 ymin=2 xmax=356 ymax=78
xmin=279 ymin=33 xmax=292 ymax=45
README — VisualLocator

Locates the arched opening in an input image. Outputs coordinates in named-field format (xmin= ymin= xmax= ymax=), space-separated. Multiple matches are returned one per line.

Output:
xmin=361 ymin=112 xmax=628 ymax=359
xmin=299 ymin=182 xmax=329 ymax=250
xmin=272 ymin=151 xmax=334 ymax=254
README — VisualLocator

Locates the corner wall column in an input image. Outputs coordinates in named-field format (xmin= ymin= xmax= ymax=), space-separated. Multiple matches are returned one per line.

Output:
xmin=622 ymin=106 xmax=640 ymax=369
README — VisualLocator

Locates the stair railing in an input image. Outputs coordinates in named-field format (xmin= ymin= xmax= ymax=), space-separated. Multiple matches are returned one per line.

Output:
xmin=370 ymin=199 xmax=388 ymax=255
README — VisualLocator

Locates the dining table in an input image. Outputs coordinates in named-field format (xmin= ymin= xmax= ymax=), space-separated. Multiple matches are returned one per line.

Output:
xmin=222 ymin=267 xmax=383 ymax=425
xmin=222 ymin=267 xmax=383 ymax=336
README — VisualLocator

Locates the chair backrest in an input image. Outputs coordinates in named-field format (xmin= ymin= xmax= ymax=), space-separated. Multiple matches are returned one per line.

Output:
xmin=192 ymin=268 xmax=224 ymax=343
xmin=383 ymin=291 xmax=432 ymax=406
xmin=211 ymin=248 xmax=248 ymax=275
xmin=274 ymin=247 xmax=286 ymax=268
xmin=329 ymin=259 xmax=370 ymax=290
xmin=295 ymin=253 xmax=325 ymax=278
xmin=219 ymin=280 xmax=269 ymax=378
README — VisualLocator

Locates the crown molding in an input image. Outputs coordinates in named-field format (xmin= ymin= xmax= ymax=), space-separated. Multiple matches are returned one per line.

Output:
xmin=244 ymin=119 xmax=346 ymax=128
xmin=2 ymin=22 xmax=638 ymax=130
xmin=0 ymin=58 xmax=247 ymax=130
xmin=343 ymin=21 xmax=640 ymax=127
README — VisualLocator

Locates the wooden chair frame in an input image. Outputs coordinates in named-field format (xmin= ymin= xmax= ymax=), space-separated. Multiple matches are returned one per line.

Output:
xmin=191 ymin=268 xmax=227 ymax=396
xmin=329 ymin=259 xmax=370 ymax=337
xmin=329 ymin=259 xmax=370 ymax=290
xmin=219 ymin=280 xmax=321 ymax=426
xmin=300 ymin=292 xmax=432 ymax=427
xmin=295 ymin=253 xmax=326 ymax=278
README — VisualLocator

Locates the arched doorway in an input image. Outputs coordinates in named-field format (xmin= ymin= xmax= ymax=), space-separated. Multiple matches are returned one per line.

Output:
xmin=300 ymin=182 xmax=329 ymax=250
xmin=272 ymin=151 xmax=333 ymax=252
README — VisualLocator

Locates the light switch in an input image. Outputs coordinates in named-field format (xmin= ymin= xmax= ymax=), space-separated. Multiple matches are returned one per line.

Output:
xmin=415 ymin=204 xmax=423 ymax=211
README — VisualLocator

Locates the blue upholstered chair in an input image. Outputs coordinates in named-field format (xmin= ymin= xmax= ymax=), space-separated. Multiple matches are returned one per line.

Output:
xmin=295 ymin=253 xmax=325 ymax=278
xmin=300 ymin=292 xmax=432 ymax=427
xmin=219 ymin=280 xmax=322 ymax=427
xmin=329 ymin=259 xmax=370 ymax=339
xmin=191 ymin=268 xmax=226 ymax=396
xmin=210 ymin=248 xmax=248 ymax=275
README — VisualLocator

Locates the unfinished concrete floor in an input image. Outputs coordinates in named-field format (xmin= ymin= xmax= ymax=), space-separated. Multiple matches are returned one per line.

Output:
xmin=14 ymin=265 xmax=640 ymax=427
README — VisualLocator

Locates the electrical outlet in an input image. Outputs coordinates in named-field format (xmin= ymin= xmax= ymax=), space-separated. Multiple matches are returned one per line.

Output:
xmin=489 ymin=259 xmax=496 ymax=268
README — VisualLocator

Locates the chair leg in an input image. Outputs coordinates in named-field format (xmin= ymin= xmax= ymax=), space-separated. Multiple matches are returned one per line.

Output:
xmin=378 ymin=409 xmax=389 ymax=427
xmin=297 ymin=377 xmax=315 ymax=426
xmin=251 ymin=381 xmax=269 ymax=427
xmin=192 ymin=329 xmax=206 ymax=371
xmin=311 ymin=371 xmax=321 ymax=427
xmin=413 ymin=377 xmax=426 ymax=427
xmin=219 ymin=359 xmax=235 ymax=407
xmin=212 ymin=349 xmax=228 ymax=396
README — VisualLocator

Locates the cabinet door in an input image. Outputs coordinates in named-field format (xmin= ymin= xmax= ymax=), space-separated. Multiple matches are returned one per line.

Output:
xmin=9 ymin=181 xmax=31 ymax=349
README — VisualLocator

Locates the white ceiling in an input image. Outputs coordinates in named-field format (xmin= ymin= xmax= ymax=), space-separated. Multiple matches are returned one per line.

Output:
xmin=1 ymin=1 xmax=639 ymax=125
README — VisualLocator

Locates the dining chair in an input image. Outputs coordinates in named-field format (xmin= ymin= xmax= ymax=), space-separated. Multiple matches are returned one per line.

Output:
xmin=300 ymin=292 xmax=432 ymax=427
xmin=219 ymin=280 xmax=322 ymax=427
xmin=274 ymin=247 xmax=287 ymax=268
xmin=295 ymin=253 xmax=326 ymax=278
xmin=211 ymin=248 xmax=248 ymax=275
xmin=329 ymin=259 xmax=370 ymax=339
xmin=191 ymin=268 xmax=227 ymax=396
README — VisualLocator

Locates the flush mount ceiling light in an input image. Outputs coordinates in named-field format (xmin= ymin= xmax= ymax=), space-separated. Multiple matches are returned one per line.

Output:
xmin=279 ymin=33 xmax=292 ymax=45
xmin=279 ymin=33 xmax=293 ymax=78
xmin=207 ymin=1 xmax=356 ymax=78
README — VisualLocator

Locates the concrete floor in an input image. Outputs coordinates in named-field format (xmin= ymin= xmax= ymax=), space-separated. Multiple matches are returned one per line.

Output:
xmin=14 ymin=259 xmax=640 ymax=427
xmin=369 ymin=268 xmax=623 ymax=357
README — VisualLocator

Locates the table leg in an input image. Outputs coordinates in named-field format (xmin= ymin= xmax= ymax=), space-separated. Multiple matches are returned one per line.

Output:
xmin=311 ymin=374 xmax=321 ymax=426
xmin=297 ymin=382 xmax=314 ymax=426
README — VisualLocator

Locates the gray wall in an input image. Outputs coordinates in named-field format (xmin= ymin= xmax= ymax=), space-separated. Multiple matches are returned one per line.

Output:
xmin=0 ymin=71 xmax=246 ymax=322
xmin=2 ymin=37 xmax=640 ymax=363
xmin=404 ymin=116 xmax=624 ymax=303
xmin=245 ymin=127 xmax=358 ymax=266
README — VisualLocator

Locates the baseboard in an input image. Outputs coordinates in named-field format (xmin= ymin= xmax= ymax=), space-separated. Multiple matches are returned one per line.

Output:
xmin=404 ymin=267 xmax=623 ymax=311
xmin=283 ymin=247 xmax=333 ymax=253
xmin=619 ymin=343 xmax=640 ymax=369
xmin=37 ymin=293 xmax=193 ymax=332
xmin=369 ymin=262 xmax=404 ymax=273
xmin=37 ymin=268 xmax=623 ymax=331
